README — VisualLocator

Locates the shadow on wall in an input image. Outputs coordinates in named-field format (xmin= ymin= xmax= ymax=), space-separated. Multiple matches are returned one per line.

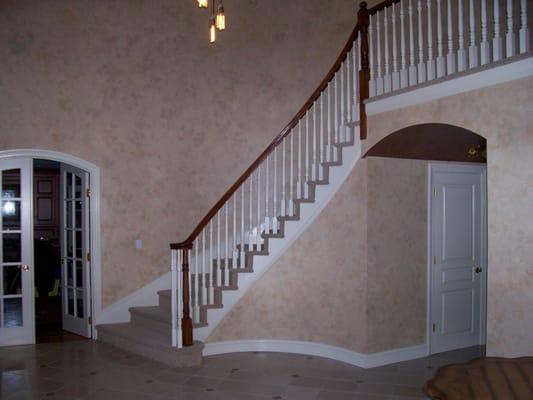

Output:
xmin=364 ymin=123 xmax=487 ymax=163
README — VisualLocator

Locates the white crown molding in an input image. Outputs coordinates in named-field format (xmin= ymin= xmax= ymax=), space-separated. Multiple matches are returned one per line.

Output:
xmin=203 ymin=340 xmax=428 ymax=369
xmin=365 ymin=55 xmax=533 ymax=116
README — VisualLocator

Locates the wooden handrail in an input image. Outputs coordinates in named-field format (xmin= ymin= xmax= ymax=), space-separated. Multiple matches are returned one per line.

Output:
xmin=170 ymin=1 xmax=398 ymax=250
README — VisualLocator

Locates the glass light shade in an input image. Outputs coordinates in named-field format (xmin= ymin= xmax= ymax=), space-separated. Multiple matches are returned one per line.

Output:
xmin=197 ymin=0 xmax=208 ymax=8
xmin=210 ymin=21 xmax=216 ymax=43
xmin=216 ymin=4 xmax=225 ymax=30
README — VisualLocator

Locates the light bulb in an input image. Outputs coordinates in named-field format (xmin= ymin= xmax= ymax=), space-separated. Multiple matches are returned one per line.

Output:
xmin=209 ymin=16 xmax=216 ymax=43
xmin=197 ymin=0 xmax=208 ymax=8
xmin=216 ymin=4 xmax=225 ymax=30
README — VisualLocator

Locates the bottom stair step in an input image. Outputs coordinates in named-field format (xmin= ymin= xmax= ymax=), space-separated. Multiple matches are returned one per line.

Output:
xmin=97 ymin=323 xmax=203 ymax=367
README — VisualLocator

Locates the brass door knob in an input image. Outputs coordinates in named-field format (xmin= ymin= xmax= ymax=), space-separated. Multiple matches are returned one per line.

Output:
xmin=475 ymin=267 xmax=482 ymax=273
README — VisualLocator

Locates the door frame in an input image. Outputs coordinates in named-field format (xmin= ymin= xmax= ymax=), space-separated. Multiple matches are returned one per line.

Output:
xmin=426 ymin=162 xmax=487 ymax=355
xmin=0 ymin=149 xmax=101 ymax=340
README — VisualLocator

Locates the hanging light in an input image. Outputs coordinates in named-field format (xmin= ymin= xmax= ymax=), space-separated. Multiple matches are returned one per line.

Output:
xmin=197 ymin=0 xmax=208 ymax=8
xmin=216 ymin=1 xmax=225 ymax=31
xmin=209 ymin=14 xmax=216 ymax=43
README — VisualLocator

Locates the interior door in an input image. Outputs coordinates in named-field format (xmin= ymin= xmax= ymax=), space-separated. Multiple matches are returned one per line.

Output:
xmin=430 ymin=164 xmax=486 ymax=354
xmin=0 ymin=158 xmax=34 ymax=346
xmin=60 ymin=164 xmax=91 ymax=337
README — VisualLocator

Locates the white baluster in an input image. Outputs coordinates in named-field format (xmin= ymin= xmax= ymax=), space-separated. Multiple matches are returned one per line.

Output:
xmin=257 ymin=167 xmax=261 ymax=246
xmin=436 ymin=0 xmax=446 ymax=77
xmin=493 ymin=0 xmax=503 ymax=61
xmin=217 ymin=210 xmax=221 ymax=285
xmin=304 ymin=111 xmax=310 ymax=197
xmin=193 ymin=238 xmax=199 ymax=323
xmin=248 ymin=176 xmax=253 ymax=246
xmin=202 ymin=229 xmax=206 ymax=305
xmin=384 ymin=7 xmax=392 ymax=92
xmin=320 ymin=90 xmax=325 ymax=175
xmin=469 ymin=0 xmax=479 ymax=68
xmin=209 ymin=221 xmax=213 ymax=301
xmin=312 ymin=102 xmax=318 ymax=181
xmin=376 ymin=11 xmax=385 ymax=94
xmin=233 ymin=193 xmax=237 ymax=263
xmin=340 ymin=61 xmax=346 ymax=129
xmin=176 ymin=250 xmax=182 ymax=347
xmin=417 ymin=0 xmax=427 ymax=83
xmin=240 ymin=186 xmax=244 ymax=266
xmin=289 ymin=130 xmax=294 ymax=215
xmin=427 ymin=0 xmax=436 ymax=80
xmin=334 ymin=72 xmax=339 ymax=143
xmin=171 ymin=249 xmax=178 ymax=347
xmin=519 ymin=0 xmax=530 ymax=53
xmin=273 ymin=147 xmax=278 ymax=234
xmin=446 ymin=0 xmax=456 ymax=74
xmin=224 ymin=202 xmax=229 ymax=285
xmin=329 ymin=82 xmax=335 ymax=162
xmin=392 ymin=3 xmax=401 ymax=90
xmin=480 ymin=0 xmax=490 ymax=64
xmin=297 ymin=120 xmax=302 ymax=199
xmin=265 ymin=154 xmax=269 ymax=233
xmin=457 ymin=0 xmax=467 ymax=71
xmin=352 ymin=40 xmax=360 ymax=119
xmin=408 ymin=0 xmax=417 ymax=85
xmin=400 ymin=1 xmax=409 ymax=88
xmin=506 ymin=0 xmax=516 ymax=57
xmin=281 ymin=137 xmax=286 ymax=216
xmin=369 ymin=14 xmax=377 ymax=97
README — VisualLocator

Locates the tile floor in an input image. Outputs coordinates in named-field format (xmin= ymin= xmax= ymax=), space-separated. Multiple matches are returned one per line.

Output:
xmin=1 ymin=340 xmax=485 ymax=400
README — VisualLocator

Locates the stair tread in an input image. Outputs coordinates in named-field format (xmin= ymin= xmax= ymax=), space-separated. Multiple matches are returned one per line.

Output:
xmin=130 ymin=305 xmax=170 ymax=323
xmin=98 ymin=322 xmax=172 ymax=350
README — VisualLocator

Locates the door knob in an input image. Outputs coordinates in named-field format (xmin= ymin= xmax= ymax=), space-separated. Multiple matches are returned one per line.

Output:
xmin=475 ymin=267 xmax=482 ymax=273
xmin=22 ymin=265 xmax=30 ymax=272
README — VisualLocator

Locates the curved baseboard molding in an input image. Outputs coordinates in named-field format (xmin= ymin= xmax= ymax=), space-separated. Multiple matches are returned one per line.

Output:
xmin=203 ymin=340 xmax=428 ymax=369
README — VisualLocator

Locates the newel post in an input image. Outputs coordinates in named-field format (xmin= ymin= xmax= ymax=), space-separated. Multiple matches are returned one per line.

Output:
xmin=358 ymin=1 xmax=370 ymax=140
xmin=181 ymin=246 xmax=193 ymax=346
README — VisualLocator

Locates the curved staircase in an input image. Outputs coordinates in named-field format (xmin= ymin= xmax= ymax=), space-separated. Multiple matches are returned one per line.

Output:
xmin=97 ymin=0 xmax=531 ymax=367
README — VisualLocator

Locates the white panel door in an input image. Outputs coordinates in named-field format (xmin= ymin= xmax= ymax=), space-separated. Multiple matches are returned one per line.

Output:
xmin=0 ymin=158 xmax=34 ymax=346
xmin=430 ymin=164 xmax=486 ymax=354
xmin=60 ymin=164 xmax=91 ymax=337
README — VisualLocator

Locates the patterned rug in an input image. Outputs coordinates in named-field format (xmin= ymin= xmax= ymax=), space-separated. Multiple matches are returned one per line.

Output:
xmin=424 ymin=357 xmax=533 ymax=399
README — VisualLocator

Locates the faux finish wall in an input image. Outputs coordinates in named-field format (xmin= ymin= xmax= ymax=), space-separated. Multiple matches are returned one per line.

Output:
xmin=0 ymin=0 xmax=360 ymax=305
xmin=365 ymin=77 xmax=533 ymax=358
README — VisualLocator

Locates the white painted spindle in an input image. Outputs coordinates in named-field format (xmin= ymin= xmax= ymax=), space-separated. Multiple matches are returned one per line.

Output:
xmin=265 ymin=154 xmax=269 ymax=233
xmin=194 ymin=237 xmax=198 ymax=322
xmin=400 ymin=1 xmax=409 ymax=88
xmin=377 ymin=11 xmax=384 ymax=94
xmin=257 ymin=167 xmax=261 ymax=243
xmin=305 ymin=111 xmax=309 ymax=195
xmin=312 ymin=102 xmax=317 ymax=180
xmin=417 ymin=0 xmax=427 ymax=82
xmin=248 ymin=176 xmax=253 ymax=245
xmin=408 ymin=0 xmax=417 ymax=85
xmin=334 ymin=72 xmax=339 ymax=143
xmin=436 ymin=0 xmax=446 ymax=77
xmin=297 ymin=120 xmax=302 ymax=198
xmin=469 ymin=0 xmax=479 ymax=68
xmin=480 ymin=0 xmax=490 ymax=65
xmin=458 ymin=0 xmax=467 ymax=71
xmin=384 ymin=7 xmax=392 ymax=92
xmin=273 ymin=147 xmax=278 ymax=233
xmin=171 ymin=249 xmax=178 ymax=347
xmin=506 ymin=0 xmax=516 ymax=57
xmin=427 ymin=0 xmax=436 ymax=80
xmin=289 ymin=130 xmax=294 ymax=215
xmin=392 ymin=3 xmax=400 ymax=90
xmin=224 ymin=202 xmax=229 ymax=285
xmin=281 ymin=137 xmax=286 ymax=216
xmin=209 ymin=220 xmax=213 ymax=300
xmin=202 ymin=229 xmax=206 ymax=305
xmin=369 ymin=14 xmax=377 ymax=97
xmin=493 ymin=0 xmax=503 ymax=61
xmin=217 ymin=209 xmax=221 ymax=284
xmin=446 ymin=0 xmax=456 ymax=74
xmin=519 ymin=0 xmax=530 ymax=53
xmin=240 ymin=186 xmax=244 ymax=265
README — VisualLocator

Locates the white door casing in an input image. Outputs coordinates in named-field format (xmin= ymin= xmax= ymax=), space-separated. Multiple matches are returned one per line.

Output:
xmin=0 ymin=158 xmax=34 ymax=346
xmin=60 ymin=164 xmax=91 ymax=337
xmin=428 ymin=163 xmax=487 ymax=354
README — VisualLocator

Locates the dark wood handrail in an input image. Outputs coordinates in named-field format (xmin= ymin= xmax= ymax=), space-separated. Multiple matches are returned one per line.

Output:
xmin=170 ymin=1 xmax=397 ymax=250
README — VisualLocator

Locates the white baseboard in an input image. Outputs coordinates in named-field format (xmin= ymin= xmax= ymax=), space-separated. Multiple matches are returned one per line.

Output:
xmin=203 ymin=340 xmax=428 ymax=369
xmin=96 ymin=271 xmax=170 ymax=326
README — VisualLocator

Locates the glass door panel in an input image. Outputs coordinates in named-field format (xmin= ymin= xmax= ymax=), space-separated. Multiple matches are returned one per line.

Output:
xmin=0 ymin=160 xmax=33 ymax=346
xmin=60 ymin=164 xmax=91 ymax=337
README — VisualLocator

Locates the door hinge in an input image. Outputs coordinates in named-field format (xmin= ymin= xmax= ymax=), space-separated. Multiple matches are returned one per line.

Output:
xmin=88 ymin=316 xmax=92 ymax=325
xmin=433 ymin=187 xmax=437 ymax=197
xmin=432 ymin=323 xmax=436 ymax=333
xmin=86 ymin=188 xmax=92 ymax=197
xmin=87 ymin=252 xmax=91 ymax=262
xmin=433 ymin=255 xmax=436 ymax=264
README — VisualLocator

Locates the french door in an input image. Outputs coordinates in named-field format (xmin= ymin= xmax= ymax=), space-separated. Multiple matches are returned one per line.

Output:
xmin=60 ymin=164 xmax=91 ymax=337
xmin=0 ymin=158 xmax=34 ymax=346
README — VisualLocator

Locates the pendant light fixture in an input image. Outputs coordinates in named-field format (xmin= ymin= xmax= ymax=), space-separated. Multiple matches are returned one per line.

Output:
xmin=196 ymin=0 xmax=227 ymax=43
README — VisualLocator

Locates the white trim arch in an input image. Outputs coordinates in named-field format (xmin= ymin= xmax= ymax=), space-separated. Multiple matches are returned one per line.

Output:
xmin=0 ymin=148 xmax=102 ymax=339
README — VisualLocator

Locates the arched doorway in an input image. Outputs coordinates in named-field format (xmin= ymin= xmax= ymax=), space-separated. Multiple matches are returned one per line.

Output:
xmin=364 ymin=124 xmax=487 ymax=355
xmin=0 ymin=149 xmax=101 ymax=345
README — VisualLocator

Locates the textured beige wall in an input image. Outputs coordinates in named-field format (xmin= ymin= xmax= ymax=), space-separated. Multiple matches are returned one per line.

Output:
xmin=0 ymin=0 xmax=360 ymax=305
xmin=365 ymin=157 xmax=427 ymax=353
xmin=208 ymin=160 xmax=369 ymax=352
xmin=366 ymin=77 xmax=533 ymax=357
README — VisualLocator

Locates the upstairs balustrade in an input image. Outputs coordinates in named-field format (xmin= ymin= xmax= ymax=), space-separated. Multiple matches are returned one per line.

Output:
xmin=170 ymin=0 xmax=530 ymax=348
